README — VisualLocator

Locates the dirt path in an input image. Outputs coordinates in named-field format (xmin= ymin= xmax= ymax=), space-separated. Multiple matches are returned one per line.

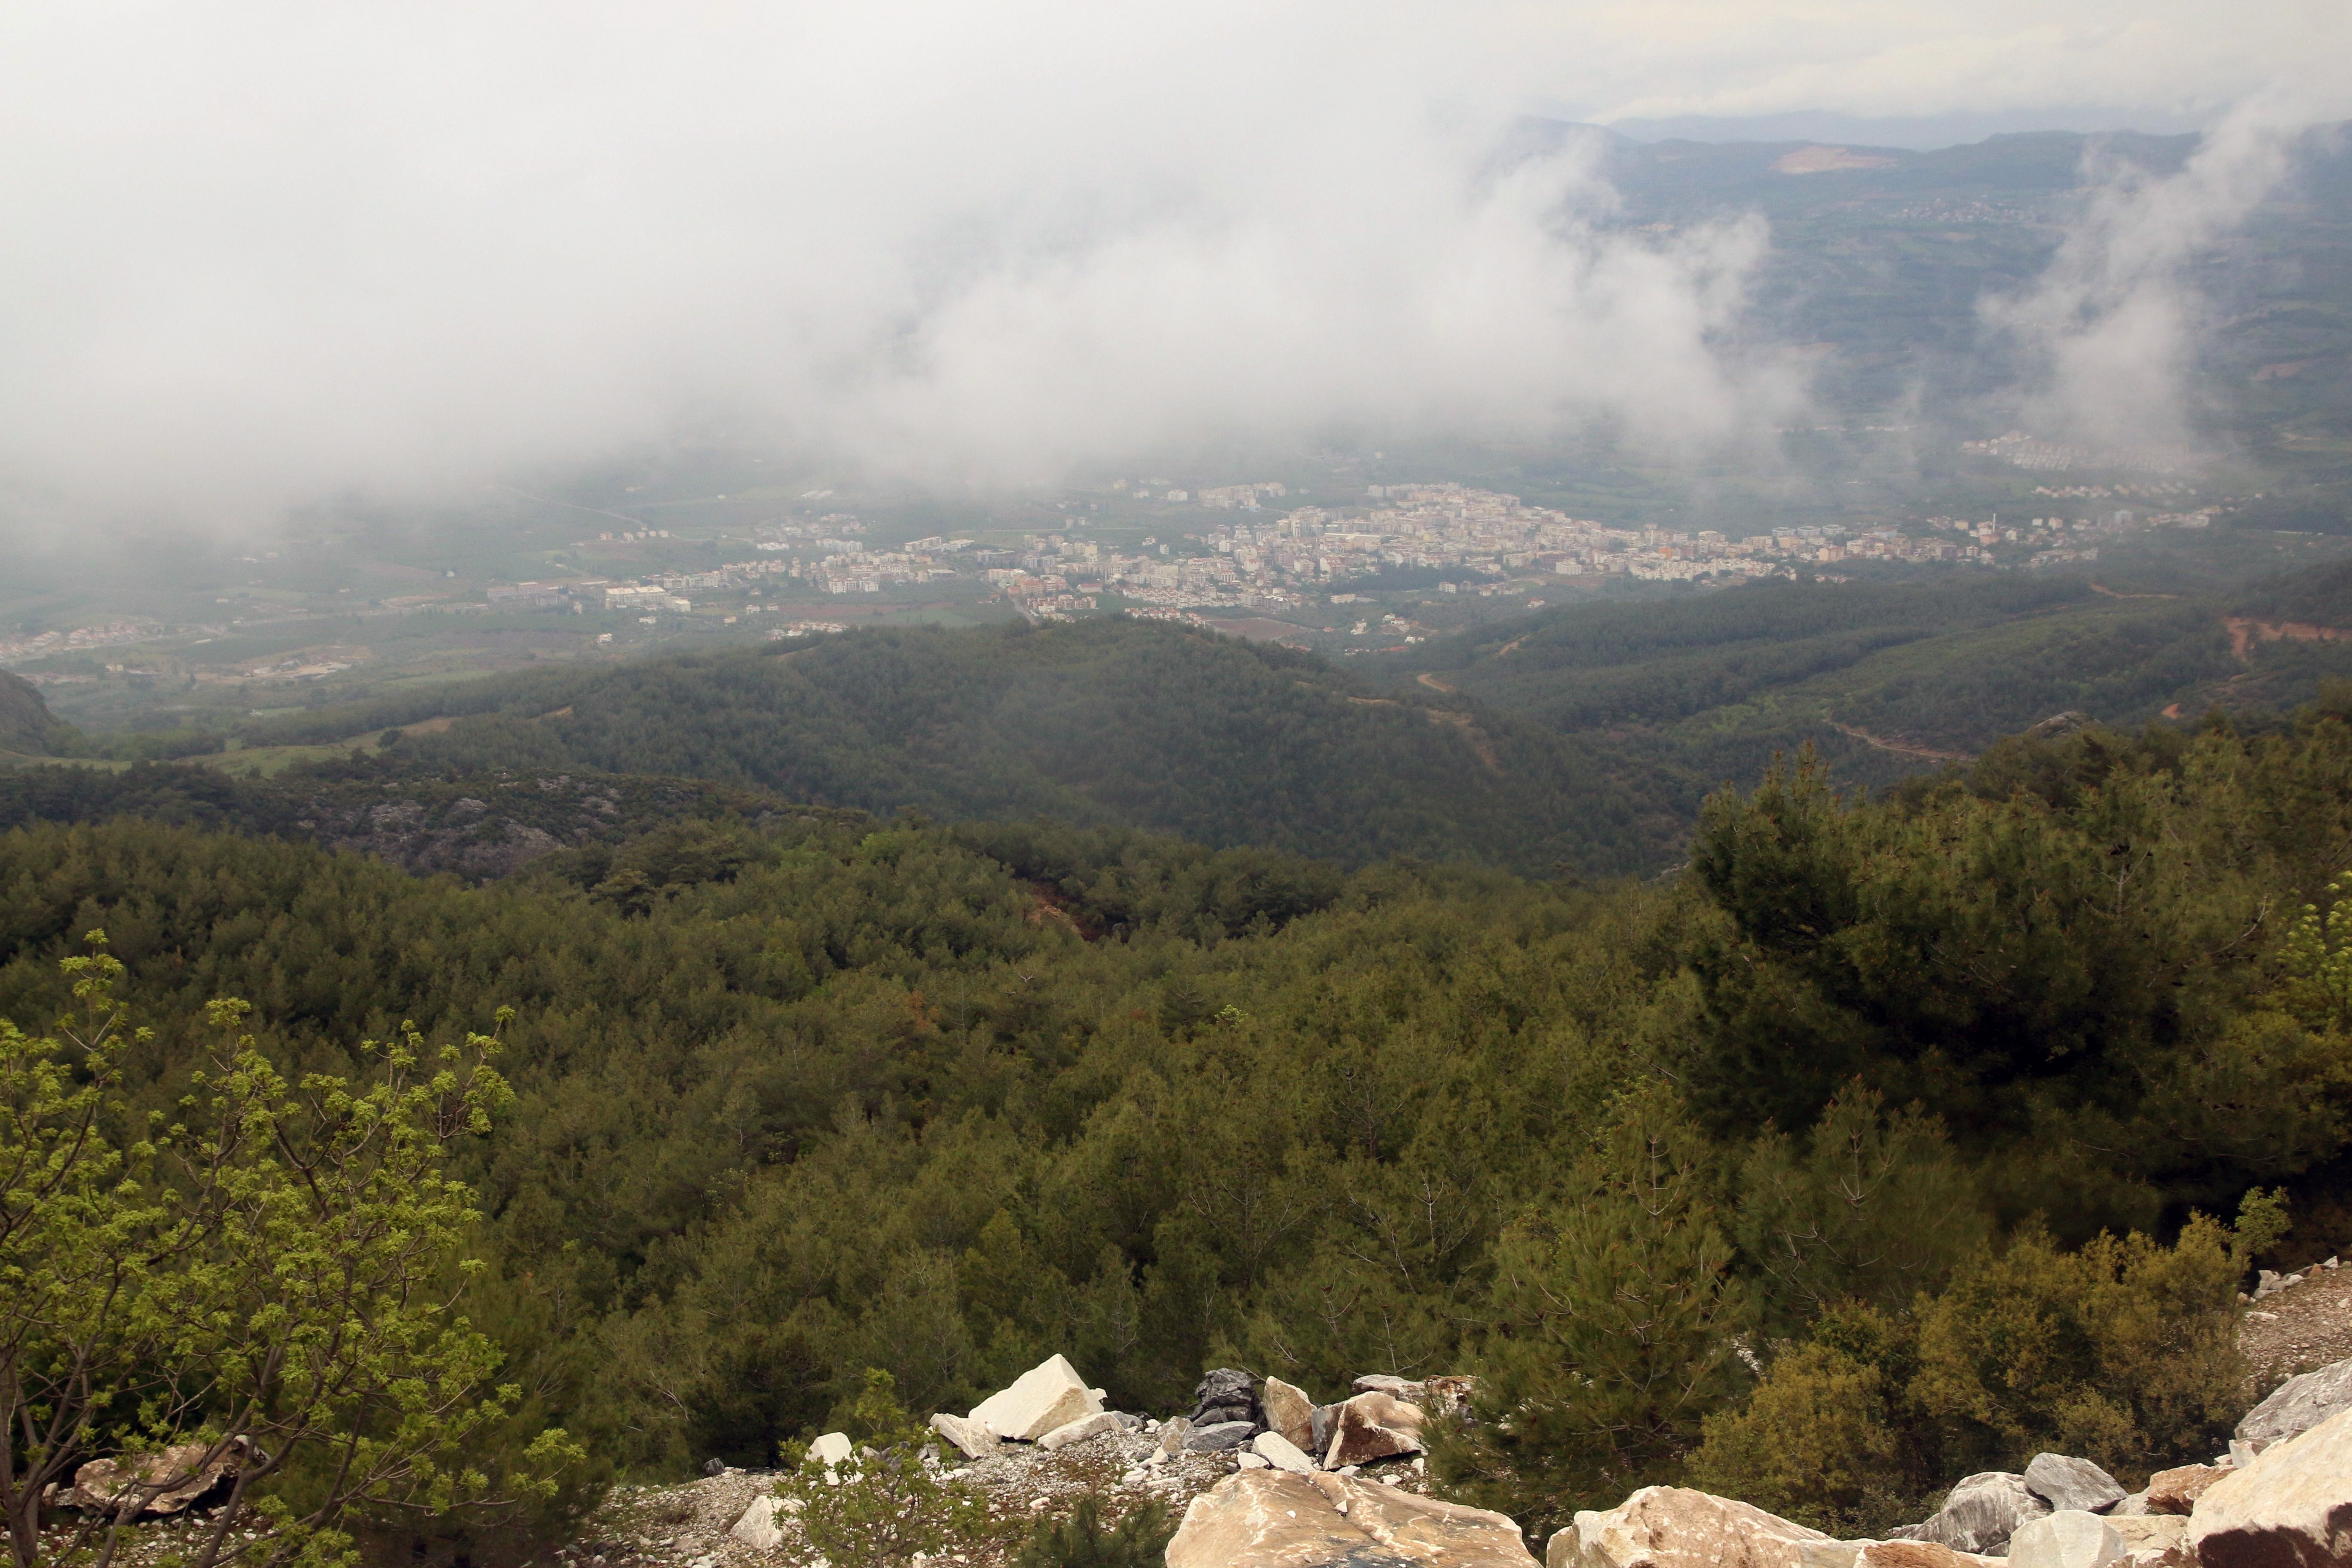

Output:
xmin=2223 ymin=616 xmax=2352 ymax=662
xmin=1826 ymin=721 xmax=1973 ymax=764
xmin=1416 ymin=672 xmax=1456 ymax=693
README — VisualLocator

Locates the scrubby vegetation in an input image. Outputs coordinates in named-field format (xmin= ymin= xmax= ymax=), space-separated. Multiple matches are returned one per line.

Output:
xmin=8 ymin=692 xmax=2352 ymax=1555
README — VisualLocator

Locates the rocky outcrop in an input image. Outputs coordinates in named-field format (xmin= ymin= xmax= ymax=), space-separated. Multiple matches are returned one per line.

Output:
xmin=1252 ymin=1431 xmax=1318 ymax=1473
xmin=968 ymin=1354 xmax=1102 ymax=1442
xmin=2007 ymin=1512 xmax=2124 ymax=1568
xmin=1853 ymin=1543 xmax=2001 ymax=1568
xmin=1040 ymin=1411 xmax=1127 ymax=1451
xmin=1184 ymin=1420 xmax=1256 ymax=1453
xmin=1167 ymin=1469 xmax=1537 ymax=1568
xmin=2189 ymin=1404 xmax=2352 ymax=1568
xmin=2233 ymin=1354 xmax=2352 ymax=1447
xmin=1262 ymin=1375 xmax=1317 ymax=1452
xmin=1550 ymin=1485 xmax=1828 ymax=1568
xmin=2144 ymin=1464 xmax=2230 ymax=1516
xmin=57 ymin=1440 xmax=252 ymax=1518
xmin=1322 ymin=1390 xmax=1427 ymax=1468
xmin=1192 ymin=1367 xmax=1262 ymax=1430
xmin=1893 ymin=1472 xmax=2052 ymax=1555
xmin=2024 ymin=1456 xmax=2127 ymax=1516
xmin=928 ymin=1411 xmax=997 ymax=1460
xmin=2104 ymin=1516 xmax=2191 ymax=1568
xmin=727 ymin=1496 xmax=783 ymax=1550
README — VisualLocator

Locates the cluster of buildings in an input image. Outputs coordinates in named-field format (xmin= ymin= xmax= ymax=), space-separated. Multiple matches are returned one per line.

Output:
xmin=1193 ymin=484 xmax=1964 ymax=594
xmin=0 ymin=621 xmax=161 ymax=665
xmin=1963 ymin=431 xmax=2198 ymax=474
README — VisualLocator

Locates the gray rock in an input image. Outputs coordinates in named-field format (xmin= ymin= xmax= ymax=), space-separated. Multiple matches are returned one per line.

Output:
xmin=2234 ymin=1355 xmax=2352 ymax=1446
xmin=1183 ymin=1420 xmax=1256 ymax=1453
xmin=1191 ymin=1367 xmax=1260 ymax=1429
xmin=2024 ymin=1456 xmax=2126 ymax=1515
xmin=1158 ymin=1415 xmax=1192 ymax=1455
xmin=1892 ymin=1473 xmax=2052 ymax=1556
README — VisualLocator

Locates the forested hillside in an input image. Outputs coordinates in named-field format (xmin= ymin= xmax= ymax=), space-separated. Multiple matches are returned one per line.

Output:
xmin=6 ymin=695 xmax=2352 ymax=1547
xmin=1382 ymin=566 xmax=2352 ymax=799
xmin=233 ymin=621 xmax=1673 ymax=876
xmin=0 ymin=669 xmax=77 ymax=757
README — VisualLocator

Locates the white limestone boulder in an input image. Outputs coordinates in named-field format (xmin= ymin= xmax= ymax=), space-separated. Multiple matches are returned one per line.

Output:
xmin=1549 ymin=1485 xmax=1829 ymax=1568
xmin=2190 ymin=1404 xmax=2352 ymax=1568
xmin=1168 ymin=1468 xmax=1536 ymax=1568
xmin=2006 ymin=1511 xmax=2124 ymax=1568
xmin=967 ymin=1353 xmax=1101 ymax=1442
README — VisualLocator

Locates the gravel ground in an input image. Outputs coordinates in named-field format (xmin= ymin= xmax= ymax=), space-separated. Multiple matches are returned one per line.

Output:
xmin=2240 ymin=1258 xmax=2352 ymax=1390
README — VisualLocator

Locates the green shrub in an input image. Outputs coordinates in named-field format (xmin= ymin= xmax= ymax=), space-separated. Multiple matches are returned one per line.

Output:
xmin=771 ymin=1369 xmax=1000 ymax=1568
xmin=1016 ymin=1497 xmax=1175 ymax=1568
xmin=1911 ymin=1217 xmax=2244 ymax=1483
xmin=1434 ymin=1084 xmax=1753 ymax=1535
xmin=1688 ymin=1306 xmax=1930 ymax=1536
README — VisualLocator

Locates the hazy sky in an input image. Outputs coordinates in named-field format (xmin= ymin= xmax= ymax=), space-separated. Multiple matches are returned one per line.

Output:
xmin=0 ymin=1 xmax=2343 ymax=530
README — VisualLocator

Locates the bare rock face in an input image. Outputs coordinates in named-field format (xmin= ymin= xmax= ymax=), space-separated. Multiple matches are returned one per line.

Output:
xmin=1891 ymin=1473 xmax=2052 ymax=1556
xmin=2190 ymin=1404 xmax=2352 ymax=1568
xmin=1167 ymin=1468 xmax=1537 ymax=1568
xmin=2104 ymin=1515 xmax=2192 ymax=1568
xmin=1854 ymin=1542 xmax=2002 ymax=1568
xmin=1323 ymin=1390 xmax=1427 ymax=1469
xmin=2006 ymin=1512 xmax=2124 ymax=1568
xmin=1355 ymin=1374 xmax=1427 ymax=1400
xmin=2144 ymin=1464 xmax=2230 ymax=1516
xmin=2234 ymin=1356 xmax=2352 ymax=1447
xmin=1550 ymin=1485 xmax=1829 ymax=1568
xmin=2025 ymin=1457 xmax=2126 ymax=1516
xmin=58 ymin=1441 xmax=250 ymax=1518
xmin=1262 ymin=1376 xmax=1318 ymax=1453
xmin=968 ymin=1354 xmax=1102 ymax=1442
xmin=728 ymin=1496 xmax=783 ymax=1550
xmin=928 ymin=1412 xmax=997 ymax=1460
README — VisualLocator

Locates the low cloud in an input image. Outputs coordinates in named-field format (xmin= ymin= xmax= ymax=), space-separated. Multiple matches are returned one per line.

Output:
xmin=0 ymin=3 xmax=1804 ymax=533
xmin=1979 ymin=101 xmax=2316 ymax=455
xmin=0 ymin=2 xmax=2333 ymax=532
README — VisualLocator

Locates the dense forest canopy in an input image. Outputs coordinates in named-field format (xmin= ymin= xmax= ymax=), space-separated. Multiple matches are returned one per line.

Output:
xmin=235 ymin=620 xmax=1673 ymax=876
xmin=5 ymin=690 xmax=2352 ymax=1547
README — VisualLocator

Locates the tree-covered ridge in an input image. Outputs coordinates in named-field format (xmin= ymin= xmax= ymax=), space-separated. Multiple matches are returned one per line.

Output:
xmin=0 ymin=671 xmax=78 ymax=757
xmin=1380 ymin=568 xmax=2352 ymax=803
xmin=4 ymin=698 xmax=2351 ymax=1544
xmin=241 ymin=621 xmax=1672 ymax=876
